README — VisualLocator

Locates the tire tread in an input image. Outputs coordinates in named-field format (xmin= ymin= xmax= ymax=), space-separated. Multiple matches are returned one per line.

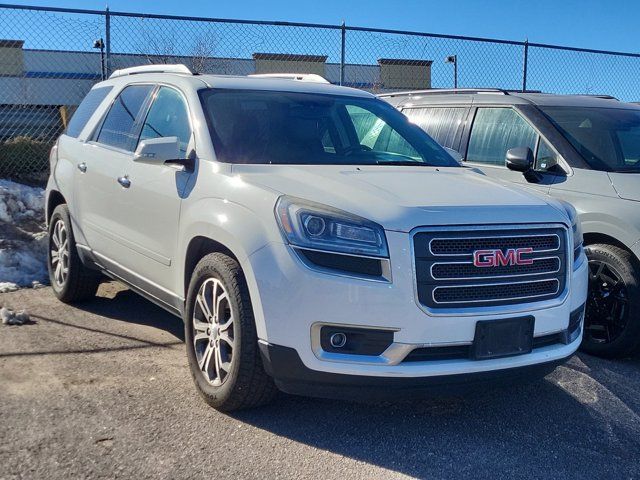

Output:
xmin=48 ymin=204 xmax=100 ymax=303
xmin=187 ymin=253 xmax=277 ymax=411
xmin=582 ymin=243 xmax=640 ymax=358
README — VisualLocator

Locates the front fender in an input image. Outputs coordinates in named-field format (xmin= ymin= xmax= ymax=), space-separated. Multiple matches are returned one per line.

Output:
xmin=176 ymin=196 xmax=284 ymax=333
xmin=579 ymin=210 xmax=640 ymax=252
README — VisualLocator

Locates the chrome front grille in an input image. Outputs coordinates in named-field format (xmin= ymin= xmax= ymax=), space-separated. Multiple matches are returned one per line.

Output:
xmin=414 ymin=226 xmax=568 ymax=309
xmin=429 ymin=234 xmax=560 ymax=256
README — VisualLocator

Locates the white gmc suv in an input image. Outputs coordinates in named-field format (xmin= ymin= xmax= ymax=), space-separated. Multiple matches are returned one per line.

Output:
xmin=46 ymin=65 xmax=588 ymax=411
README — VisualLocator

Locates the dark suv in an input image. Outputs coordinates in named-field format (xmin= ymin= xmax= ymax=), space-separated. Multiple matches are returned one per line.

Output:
xmin=382 ymin=89 xmax=640 ymax=358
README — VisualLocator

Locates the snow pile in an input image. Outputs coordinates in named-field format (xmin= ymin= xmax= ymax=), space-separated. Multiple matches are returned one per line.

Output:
xmin=0 ymin=179 xmax=48 ymax=289
xmin=0 ymin=179 xmax=44 ymax=223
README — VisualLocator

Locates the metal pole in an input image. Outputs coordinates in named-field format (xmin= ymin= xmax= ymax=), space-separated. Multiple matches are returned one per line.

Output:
xmin=100 ymin=44 xmax=105 ymax=80
xmin=522 ymin=39 xmax=529 ymax=92
xmin=453 ymin=55 xmax=458 ymax=88
xmin=105 ymin=7 xmax=111 ymax=77
xmin=340 ymin=21 xmax=346 ymax=86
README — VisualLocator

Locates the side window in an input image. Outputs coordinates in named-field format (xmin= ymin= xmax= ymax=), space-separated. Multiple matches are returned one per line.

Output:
xmin=66 ymin=86 xmax=113 ymax=138
xmin=346 ymin=105 xmax=420 ymax=158
xmin=139 ymin=87 xmax=192 ymax=155
xmin=96 ymin=85 xmax=154 ymax=151
xmin=616 ymin=128 xmax=640 ymax=168
xmin=404 ymin=107 xmax=467 ymax=149
xmin=467 ymin=108 xmax=537 ymax=166
xmin=535 ymin=138 xmax=560 ymax=172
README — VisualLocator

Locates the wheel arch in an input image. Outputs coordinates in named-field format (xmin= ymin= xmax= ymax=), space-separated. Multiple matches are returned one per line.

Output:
xmin=183 ymin=236 xmax=241 ymax=299
xmin=583 ymin=232 xmax=640 ymax=269
xmin=46 ymin=190 xmax=67 ymax=226
xmin=583 ymin=232 xmax=629 ymax=251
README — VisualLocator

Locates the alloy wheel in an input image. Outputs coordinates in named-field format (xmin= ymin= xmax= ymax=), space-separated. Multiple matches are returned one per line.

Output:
xmin=192 ymin=278 xmax=235 ymax=386
xmin=585 ymin=259 xmax=629 ymax=345
xmin=50 ymin=219 xmax=69 ymax=287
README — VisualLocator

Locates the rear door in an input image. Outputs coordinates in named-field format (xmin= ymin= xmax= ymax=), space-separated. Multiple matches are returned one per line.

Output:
xmin=75 ymin=84 xmax=154 ymax=258
xmin=403 ymin=106 xmax=471 ymax=153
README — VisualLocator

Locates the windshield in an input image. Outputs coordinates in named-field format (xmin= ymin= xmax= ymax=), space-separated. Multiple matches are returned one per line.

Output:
xmin=540 ymin=106 xmax=640 ymax=172
xmin=199 ymin=89 xmax=457 ymax=167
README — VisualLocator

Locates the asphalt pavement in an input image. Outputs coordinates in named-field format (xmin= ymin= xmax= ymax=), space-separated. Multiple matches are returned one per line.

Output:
xmin=1 ymin=283 xmax=639 ymax=479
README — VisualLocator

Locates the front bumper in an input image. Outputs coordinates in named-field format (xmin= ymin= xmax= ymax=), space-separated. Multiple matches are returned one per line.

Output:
xmin=259 ymin=342 xmax=568 ymax=400
xmin=244 ymin=229 xmax=588 ymax=384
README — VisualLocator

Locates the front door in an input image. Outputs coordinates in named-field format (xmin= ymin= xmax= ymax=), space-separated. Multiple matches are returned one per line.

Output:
xmin=112 ymin=86 xmax=194 ymax=294
xmin=463 ymin=107 xmax=560 ymax=195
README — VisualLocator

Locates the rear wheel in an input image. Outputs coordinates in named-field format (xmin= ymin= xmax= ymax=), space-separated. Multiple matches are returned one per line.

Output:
xmin=47 ymin=204 xmax=101 ymax=303
xmin=185 ymin=252 xmax=277 ymax=411
xmin=581 ymin=243 xmax=640 ymax=358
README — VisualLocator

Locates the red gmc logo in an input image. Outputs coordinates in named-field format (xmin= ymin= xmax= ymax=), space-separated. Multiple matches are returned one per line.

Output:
xmin=473 ymin=248 xmax=534 ymax=268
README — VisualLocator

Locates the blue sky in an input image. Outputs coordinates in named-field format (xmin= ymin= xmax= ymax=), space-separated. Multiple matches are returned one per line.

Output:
xmin=6 ymin=0 xmax=640 ymax=53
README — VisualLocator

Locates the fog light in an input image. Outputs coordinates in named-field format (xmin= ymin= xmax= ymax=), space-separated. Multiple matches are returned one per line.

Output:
xmin=329 ymin=332 xmax=347 ymax=348
xmin=319 ymin=326 xmax=394 ymax=355
xmin=566 ymin=303 xmax=585 ymax=344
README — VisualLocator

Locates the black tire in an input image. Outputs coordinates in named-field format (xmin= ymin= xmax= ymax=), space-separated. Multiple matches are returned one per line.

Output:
xmin=581 ymin=243 xmax=640 ymax=358
xmin=47 ymin=204 xmax=101 ymax=303
xmin=184 ymin=252 xmax=277 ymax=411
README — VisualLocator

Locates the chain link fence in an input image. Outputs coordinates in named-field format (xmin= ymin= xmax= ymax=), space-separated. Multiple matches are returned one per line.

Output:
xmin=2 ymin=3 xmax=640 ymax=184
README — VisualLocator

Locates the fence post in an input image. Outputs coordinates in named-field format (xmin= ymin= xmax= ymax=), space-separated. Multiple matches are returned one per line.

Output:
xmin=522 ymin=39 xmax=528 ymax=92
xmin=340 ymin=22 xmax=346 ymax=86
xmin=105 ymin=7 xmax=111 ymax=76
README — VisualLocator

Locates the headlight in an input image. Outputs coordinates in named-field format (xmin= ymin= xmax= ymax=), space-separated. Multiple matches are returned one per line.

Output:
xmin=275 ymin=196 xmax=389 ymax=257
xmin=559 ymin=201 xmax=583 ymax=262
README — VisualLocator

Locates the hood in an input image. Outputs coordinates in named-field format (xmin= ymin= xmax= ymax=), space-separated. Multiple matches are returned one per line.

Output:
xmin=231 ymin=164 xmax=569 ymax=232
xmin=609 ymin=172 xmax=640 ymax=202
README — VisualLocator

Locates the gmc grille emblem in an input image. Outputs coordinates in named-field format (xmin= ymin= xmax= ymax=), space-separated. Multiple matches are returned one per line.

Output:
xmin=473 ymin=248 xmax=534 ymax=268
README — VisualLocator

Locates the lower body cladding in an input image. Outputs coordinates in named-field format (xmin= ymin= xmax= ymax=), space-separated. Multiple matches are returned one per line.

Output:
xmin=246 ymin=230 xmax=589 ymax=400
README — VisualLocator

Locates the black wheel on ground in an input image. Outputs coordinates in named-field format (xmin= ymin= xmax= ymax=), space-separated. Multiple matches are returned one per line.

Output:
xmin=47 ymin=204 xmax=101 ymax=303
xmin=184 ymin=252 xmax=277 ymax=411
xmin=581 ymin=243 xmax=640 ymax=358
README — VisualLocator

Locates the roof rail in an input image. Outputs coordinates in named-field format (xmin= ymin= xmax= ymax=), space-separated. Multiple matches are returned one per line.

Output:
xmin=109 ymin=64 xmax=192 ymax=79
xmin=378 ymin=88 xmax=509 ymax=98
xmin=248 ymin=73 xmax=330 ymax=84
xmin=585 ymin=94 xmax=619 ymax=100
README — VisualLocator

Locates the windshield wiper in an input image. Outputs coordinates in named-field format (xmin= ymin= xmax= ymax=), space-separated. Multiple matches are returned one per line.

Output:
xmin=375 ymin=160 xmax=430 ymax=166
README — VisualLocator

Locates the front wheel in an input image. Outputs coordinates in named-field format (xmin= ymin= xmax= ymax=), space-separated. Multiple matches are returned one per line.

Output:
xmin=581 ymin=243 xmax=640 ymax=358
xmin=184 ymin=253 xmax=277 ymax=411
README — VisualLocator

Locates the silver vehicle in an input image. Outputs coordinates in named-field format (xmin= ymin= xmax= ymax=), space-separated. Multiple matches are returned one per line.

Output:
xmin=383 ymin=89 xmax=640 ymax=358
xmin=45 ymin=67 xmax=588 ymax=411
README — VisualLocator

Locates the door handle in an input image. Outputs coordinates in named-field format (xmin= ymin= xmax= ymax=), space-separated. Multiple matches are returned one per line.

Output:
xmin=117 ymin=175 xmax=131 ymax=188
xmin=77 ymin=162 xmax=87 ymax=173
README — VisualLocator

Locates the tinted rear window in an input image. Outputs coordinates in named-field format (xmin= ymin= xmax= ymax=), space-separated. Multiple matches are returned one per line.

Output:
xmin=66 ymin=86 xmax=113 ymax=138
xmin=404 ymin=107 xmax=467 ymax=149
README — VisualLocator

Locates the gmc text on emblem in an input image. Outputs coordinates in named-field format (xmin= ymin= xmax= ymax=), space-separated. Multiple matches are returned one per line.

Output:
xmin=473 ymin=248 xmax=534 ymax=268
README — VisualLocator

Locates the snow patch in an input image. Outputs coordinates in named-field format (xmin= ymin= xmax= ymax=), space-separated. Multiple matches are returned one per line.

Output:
xmin=0 ymin=179 xmax=48 ymax=289
xmin=0 ymin=179 xmax=44 ymax=223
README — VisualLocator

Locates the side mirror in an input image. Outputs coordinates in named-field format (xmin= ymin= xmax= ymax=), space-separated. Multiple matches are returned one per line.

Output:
xmin=443 ymin=147 xmax=464 ymax=164
xmin=505 ymin=147 xmax=534 ymax=172
xmin=134 ymin=136 xmax=180 ymax=165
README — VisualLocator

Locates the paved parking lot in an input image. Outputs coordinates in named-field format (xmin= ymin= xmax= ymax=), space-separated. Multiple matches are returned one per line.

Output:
xmin=1 ymin=282 xmax=639 ymax=479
